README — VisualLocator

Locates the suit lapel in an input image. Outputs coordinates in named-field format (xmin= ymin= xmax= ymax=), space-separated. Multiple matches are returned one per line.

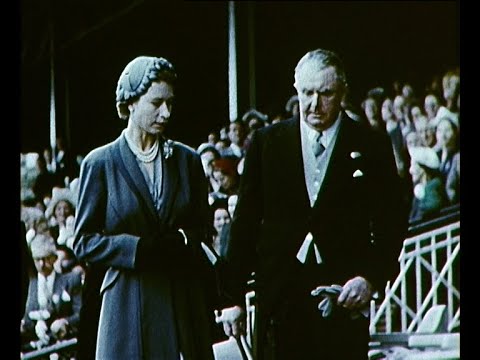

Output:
xmin=113 ymin=136 xmax=159 ymax=223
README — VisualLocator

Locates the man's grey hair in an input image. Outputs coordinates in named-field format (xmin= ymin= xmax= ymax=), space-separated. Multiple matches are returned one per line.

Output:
xmin=294 ymin=48 xmax=347 ymax=86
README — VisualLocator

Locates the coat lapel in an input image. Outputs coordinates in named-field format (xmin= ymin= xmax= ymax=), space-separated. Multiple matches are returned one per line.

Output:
xmin=113 ymin=136 xmax=159 ymax=223
xmin=156 ymin=142 xmax=180 ymax=226
xmin=283 ymin=118 xmax=311 ymax=211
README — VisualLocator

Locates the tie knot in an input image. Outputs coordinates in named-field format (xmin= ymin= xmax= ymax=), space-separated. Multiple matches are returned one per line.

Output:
xmin=313 ymin=132 xmax=325 ymax=158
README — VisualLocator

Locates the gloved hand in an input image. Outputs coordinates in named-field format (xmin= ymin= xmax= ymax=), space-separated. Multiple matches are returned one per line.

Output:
xmin=135 ymin=230 xmax=189 ymax=271
xmin=311 ymin=284 xmax=370 ymax=319
xmin=311 ymin=284 xmax=343 ymax=317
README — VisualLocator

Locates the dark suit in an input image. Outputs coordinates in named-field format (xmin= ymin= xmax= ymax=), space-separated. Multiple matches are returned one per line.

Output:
xmin=21 ymin=271 xmax=82 ymax=342
xmin=73 ymin=135 xmax=215 ymax=360
xmin=225 ymin=114 xmax=408 ymax=359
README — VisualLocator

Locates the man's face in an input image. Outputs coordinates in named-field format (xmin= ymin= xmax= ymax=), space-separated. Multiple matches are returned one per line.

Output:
xmin=33 ymin=251 xmax=57 ymax=277
xmin=228 ymin=122 xmax=245 ymax=146
xmin=295 ymin=65 xmax=345 ymax=131
xmin=130 ymin=81 xmax=174 ymax=136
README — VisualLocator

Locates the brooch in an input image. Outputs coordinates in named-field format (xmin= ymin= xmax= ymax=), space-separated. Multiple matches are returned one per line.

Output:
xmin=163 ymin=139 xmax=174 ymax=159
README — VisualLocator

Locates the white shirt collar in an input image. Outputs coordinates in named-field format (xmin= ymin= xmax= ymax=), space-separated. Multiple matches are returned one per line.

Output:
xmin=300 ymin=111 xmax=342 ymax=148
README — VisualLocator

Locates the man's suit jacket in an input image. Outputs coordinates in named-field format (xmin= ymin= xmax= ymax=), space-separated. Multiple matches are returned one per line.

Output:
xmin=22 ymin=271 xmax=82 ymax=336
xmin=225 ymin=113 xmax=408 ymax=332
xmin=73 ymin=135 xmax=214 ymax=360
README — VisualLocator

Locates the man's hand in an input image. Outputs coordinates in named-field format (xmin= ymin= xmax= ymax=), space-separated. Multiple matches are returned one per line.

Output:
xmin=214 ymin=306 xmax=245 ymax=339
xmin=50 ymin=318 xmax=69 ymax=339
xmin=337 ymin=276 xmax=373 ymax=310
xmin=35 ymin=320 xmax=49 ymax=342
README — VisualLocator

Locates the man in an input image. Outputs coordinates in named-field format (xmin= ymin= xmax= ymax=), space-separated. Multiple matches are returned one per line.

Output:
xmin=218 ymin=49 xmax=408 ymax=359
xmin=21 ymin=234 xmax=82 ymax=346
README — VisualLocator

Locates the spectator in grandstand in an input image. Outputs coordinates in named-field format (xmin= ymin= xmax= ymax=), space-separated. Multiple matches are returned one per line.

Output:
xmin=410 ymin=105 xmax=424 ymax=124
xmin=221 ymin=120 xmax=248 ymax=159
xmin=72 ymin=55 xmax=215 ymax=360
xmin=208 ymin=131 xmax=219 ymax=145
xmin=212 ymin=202 xmax=231 ymax=257
xmin=423 ymin=93 xmax=441 ymax=122
xmin=242 ymin=108 xmax=269 ymax=134
xmin=435 ymin=116 xmax=459 ymax=182
xmin=362 ymin=96 xmax=385 ymax=132
xmin=405 ymin=130 xmax=421 ymax=155
xmin=416 ymin=116 xmax=437 ymax=149
xmin=21 ymin=233 xmax=82 ymax=345
xmin=209 ymin=157 xmax=239 ymax=204
xmin=408 ymin=147 xmax=448 ymax=223
xmin=393 ymin=94 xmax=414 ymax=138
xmin=197 ymin=142 xmax=221 ymax=193
xmin=45 ymin=187 xmax=76 ymax=245
xmin=442 ymin=70 xmax=460 ymax=114
xmin=218 ymin=48 xmax=408 ymax=359
xmin=381 ymin=97 xmax=410 ymax=180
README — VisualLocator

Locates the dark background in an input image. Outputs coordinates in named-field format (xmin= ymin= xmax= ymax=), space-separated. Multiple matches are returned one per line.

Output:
xmin=20 ymin=0 xmax=459 ymax=156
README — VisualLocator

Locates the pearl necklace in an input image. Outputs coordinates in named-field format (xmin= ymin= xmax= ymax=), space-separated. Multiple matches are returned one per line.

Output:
xmin=124 ymin=131 xmax=160 ymax=163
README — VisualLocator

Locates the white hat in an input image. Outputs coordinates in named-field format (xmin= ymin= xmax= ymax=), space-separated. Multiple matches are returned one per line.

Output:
xmin=45 ymin=187 xmax=77 ymax=219
xmin=409 ymin=147 xmax=440 ymax=170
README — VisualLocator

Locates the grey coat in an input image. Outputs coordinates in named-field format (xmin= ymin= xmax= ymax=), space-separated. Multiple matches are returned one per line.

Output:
xmin=73 ymin=135 xmax=215 ymax=360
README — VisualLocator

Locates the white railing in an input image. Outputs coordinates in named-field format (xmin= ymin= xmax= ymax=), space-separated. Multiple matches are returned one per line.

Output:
xmin=370 ymin=221 xmax=460 ymax=335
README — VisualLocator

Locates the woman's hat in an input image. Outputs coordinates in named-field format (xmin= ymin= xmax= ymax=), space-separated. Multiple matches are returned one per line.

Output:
xmin=45 ymin=187 xmax=77 ymax=219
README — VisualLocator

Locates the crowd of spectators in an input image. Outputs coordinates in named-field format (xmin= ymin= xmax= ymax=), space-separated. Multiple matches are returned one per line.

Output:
xmin=19 ymin=68 xmax=459 ymax=357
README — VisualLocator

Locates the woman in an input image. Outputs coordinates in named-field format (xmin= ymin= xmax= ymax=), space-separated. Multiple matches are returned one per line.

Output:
xmin=212 ymin=202 xmax=231 ymax=257
xmin=45 ymin=187 xmax=76 ymax=246
xmin=73 ymin=56 xmax=214 ymax=359
xmin=435 ymin=116 xmax=459 ymax=182
xmin=408 ymin=147 xmax=448 ymax=223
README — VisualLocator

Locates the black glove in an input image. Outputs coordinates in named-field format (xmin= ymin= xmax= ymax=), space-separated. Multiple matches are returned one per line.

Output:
xmin=135 ymin=230 xmax=188 ymax=271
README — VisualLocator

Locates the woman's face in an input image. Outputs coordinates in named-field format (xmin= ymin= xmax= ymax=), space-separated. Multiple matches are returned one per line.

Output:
xmin=436 ymin=119 xmax=456 ymax=149
xmin=381 ymin=99 xmax=394 ymax=122
xmin=130 ymin=81 xmax=174 ymax=136
xmin=213 ymin=208 xmax=230 ymax=234
xmin=55 ymin=200 xmax=74 ymax=225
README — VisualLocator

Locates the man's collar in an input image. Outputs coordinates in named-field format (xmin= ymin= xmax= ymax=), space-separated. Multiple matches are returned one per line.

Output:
xmin=300 ymin=111 xmax=342 ymax=145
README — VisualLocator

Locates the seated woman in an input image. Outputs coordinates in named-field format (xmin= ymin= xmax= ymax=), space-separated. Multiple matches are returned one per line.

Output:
xmin=408 ymin=147 xmax=448 ymax=223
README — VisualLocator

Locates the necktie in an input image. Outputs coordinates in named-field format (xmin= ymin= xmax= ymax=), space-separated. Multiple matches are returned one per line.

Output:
xmin=313 ymin=132 xmax=325 ymax=159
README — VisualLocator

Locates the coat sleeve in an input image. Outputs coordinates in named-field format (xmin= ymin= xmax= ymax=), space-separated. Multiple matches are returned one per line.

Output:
xmin=72 ymin=151 xmax=139 ymax=270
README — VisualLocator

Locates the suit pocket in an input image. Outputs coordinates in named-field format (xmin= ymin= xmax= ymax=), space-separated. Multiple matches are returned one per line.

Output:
xmin=100 ymin=268 xmax=120 ymax=295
